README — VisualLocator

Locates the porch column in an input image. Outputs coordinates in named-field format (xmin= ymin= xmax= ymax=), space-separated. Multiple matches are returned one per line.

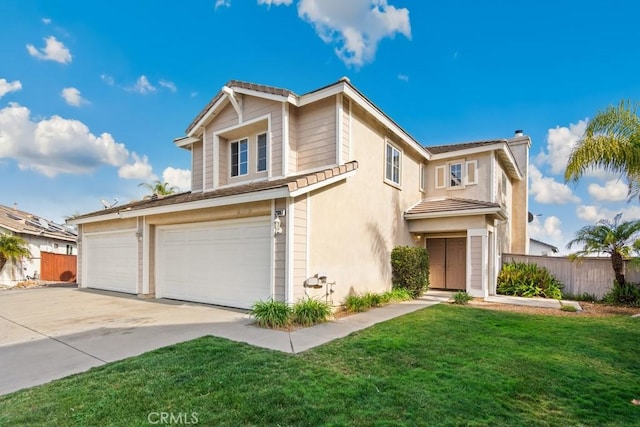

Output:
xmin=467 ymin=229 xmax=488 ymax=298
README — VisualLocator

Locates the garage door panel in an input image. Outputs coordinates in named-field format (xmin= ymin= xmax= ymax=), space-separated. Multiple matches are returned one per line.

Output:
xmin=157 ymin=217 xmax=271 ymax=309
xmin=84 ymin=232 xmax=137 ymax=294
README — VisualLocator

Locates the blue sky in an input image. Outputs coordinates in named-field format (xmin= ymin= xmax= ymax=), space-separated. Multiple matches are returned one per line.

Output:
xmin=1 ymin=0 xmax=639 ymax=252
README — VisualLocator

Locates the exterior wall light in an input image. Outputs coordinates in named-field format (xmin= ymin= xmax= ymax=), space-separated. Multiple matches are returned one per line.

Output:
xmin=273 ymin=216 xmax=283 ymax=235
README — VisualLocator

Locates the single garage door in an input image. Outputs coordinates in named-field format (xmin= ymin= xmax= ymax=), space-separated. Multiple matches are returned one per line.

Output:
xmin=83 ymin=231 xmax=138 ymax=294
xmin=156 ymin=217 xmax=271 ymax=309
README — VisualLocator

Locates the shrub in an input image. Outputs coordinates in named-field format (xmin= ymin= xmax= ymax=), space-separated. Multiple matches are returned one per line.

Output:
xmin=561 ymin=292 xmax=600 ymax=302
xmin=385 ymin=288 xmax=413 ymax=303
xmin=251 ymin=299 xmax=292 ymax=328
xmin=345 ymin=294 xmax=370 ymax=313
xmin=391 ymin=246 xmax=429 ymax=298
xmin=603 ymin=281 xmax=640 ymax=307
xmin=363 ymin=292 xmax=384 ymax=308
xmin=292 ymin=298 xmax=332 ymax=326
xmin=497 ymin=262 xmax=564 ymax=300
xmin=452 ymin=291 xmax=473 ymax=305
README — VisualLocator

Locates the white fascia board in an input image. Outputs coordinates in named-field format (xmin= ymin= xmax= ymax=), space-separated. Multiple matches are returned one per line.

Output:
xmin=499 ymin=145 xmax=524 ymax=180
xmin=232 ymin=87 xmax=291 ymax=104
xmin=289 ymin=170 xmax=356 ymax=198
xmin=187 ymin=95 xmax=229 ymax=137
xmin=297 ymin=84 xmax=344 ymax=107
xmin=70 ymin=187 xmax=290 ymax=225
xmin=429 ymin=143 xmax=506 ymax=161
xmin=405 ymin=207 xmax=508 ymax=221
xmin=174 ymin=136 xmax=200 ymax=148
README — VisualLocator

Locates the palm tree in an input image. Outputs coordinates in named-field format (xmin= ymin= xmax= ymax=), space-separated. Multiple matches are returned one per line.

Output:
xmin=138 ymin=180 xmax=179 ymax=198
xmin=564 ymin=100 xmax=640 ymax=199
xmin=0 ymin=234 xmax=32 ymax=273
xmin=566 ymin=213 xmax=640 ymax=285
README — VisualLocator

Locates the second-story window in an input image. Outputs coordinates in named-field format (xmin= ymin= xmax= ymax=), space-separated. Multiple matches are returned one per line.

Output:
xmin=231 ymin=138 xmax=248 ymax=177
xmin=449 ymin=163 xmax=463 ymax=187
xmin=385 ymin=142 xmax=401 ymax=185
xmin=257 ymin=133 xmax=267 ymax=172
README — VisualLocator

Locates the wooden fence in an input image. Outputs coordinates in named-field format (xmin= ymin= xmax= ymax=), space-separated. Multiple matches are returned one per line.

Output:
xmin=40 ymin=252 xmax=77 ymax=282
xmin=502 ymin=253 xmax=640 ymax=299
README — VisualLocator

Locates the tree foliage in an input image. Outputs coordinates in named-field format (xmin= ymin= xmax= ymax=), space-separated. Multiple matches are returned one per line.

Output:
xmin=0 ymin=234 xmax=32 ymax=272
xmin=138 ymin=180 xmax=179 ymax=197
xmin=566 ymin=213 xmax=640 ymax=285
xmin=564 ymin=100 xmax=640 ymax=200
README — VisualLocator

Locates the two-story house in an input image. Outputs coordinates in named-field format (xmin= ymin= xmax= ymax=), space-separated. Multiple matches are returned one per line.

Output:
xmin=69 ymin=78 xmax=529 ymax=309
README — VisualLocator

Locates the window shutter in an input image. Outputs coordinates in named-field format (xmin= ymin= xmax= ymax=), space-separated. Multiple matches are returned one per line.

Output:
xmin=435 ymin=165 xmax=445 ymax=189
xmin=465 ymin=160 xmax=478 ymax=185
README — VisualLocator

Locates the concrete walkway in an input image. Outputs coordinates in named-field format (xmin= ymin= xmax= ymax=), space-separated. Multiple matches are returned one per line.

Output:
xmin=0 ymin=287 xmax=443 ymax=395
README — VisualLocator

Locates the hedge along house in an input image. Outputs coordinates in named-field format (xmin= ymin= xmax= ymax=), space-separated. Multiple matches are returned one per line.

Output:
xmin=69 ymin=78 xmax=530 ymax=309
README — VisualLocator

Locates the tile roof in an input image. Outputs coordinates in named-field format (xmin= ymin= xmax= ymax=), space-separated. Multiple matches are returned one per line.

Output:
xmin=426 ymin=140 xmax=506 ymax=155
xmin=0 ymin=204 xmax=77 ymax=241
xmin=71 ymin=161 xmax=358 ymax=221
xmin=186 ymin=80 xmax=295 ymax=134
xmin=405 ymin=197 xmax=502 ymax=217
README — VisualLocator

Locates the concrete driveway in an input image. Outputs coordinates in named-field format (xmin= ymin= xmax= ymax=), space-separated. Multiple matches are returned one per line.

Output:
xmin=0 ymin=287 xmax=259 ymax=396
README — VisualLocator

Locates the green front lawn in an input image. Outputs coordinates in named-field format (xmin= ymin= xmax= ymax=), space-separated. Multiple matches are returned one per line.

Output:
xmin=1 ymin=305 xmax=639 ymax=426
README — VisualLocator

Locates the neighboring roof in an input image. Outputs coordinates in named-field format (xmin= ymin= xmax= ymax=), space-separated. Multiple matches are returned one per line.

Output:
xmin=69 ymin=161 xmax=358 ymax=224
xmin=530 ymin=238 xmax=559 ymax=253
xmin=0 ymin=204 xmax=77 ymax=241
xmin=404 ymin=197 xmax=506 ymax=220
xmin=426 ymin=140 xmax=505 ymax=154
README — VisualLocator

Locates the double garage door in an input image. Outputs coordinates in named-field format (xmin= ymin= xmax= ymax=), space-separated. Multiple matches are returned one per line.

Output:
xmin=83 ymin=217 xmax=271 ymax=309
xmin=156 ymin=217 xmax=271 ymax=309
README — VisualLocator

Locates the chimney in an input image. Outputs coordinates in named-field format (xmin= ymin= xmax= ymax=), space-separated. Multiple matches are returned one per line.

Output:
xmin=514 ymin=129 xmax=524 ymax=137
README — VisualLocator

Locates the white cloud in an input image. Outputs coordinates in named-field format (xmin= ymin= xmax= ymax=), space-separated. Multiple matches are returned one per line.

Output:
xmin=258 ymin=0 xmax=293 ymax=5
xmin=293 ymin=0 xmax=411 ymax=67
xmin=42 ymin=18 xmax=51 ymax=24
xmin=587 ymin=179 xmax=629 ymax=202
xmin=118 ymin=153 xmax=157 ymax=180
xmin=26 ymin=36 xmax=72 ymax=64
xmin=536 ymin=120 xmax=587 ymax=175
xmin=0 ymin=79 xmax=22 ymax=98
xmin=61 ymin=87 xmax=89 ymax=107
xmin=529 ymin=215 xmax=564 ymax=248
xmin=101 ymin=74 xmax=115 ymax=86
xmin=128 ymin=75 xmax=156 ymax=94
xmin=0 ymin=103 xmax=131 ymax=177
xmin=529 ymin=165 xmax=580 ymax=204
xmin=215 ymin=0 xmax=231 ymax=10
xmin=577 ymin=205 xmax=640 ymax=223
xmin=159 ymin=80 xmax=177 ymax=93
xmin=397 ymin=74 xmax=409 ymax=82
xmin=162 ymin=167 xmax=191 ymax=191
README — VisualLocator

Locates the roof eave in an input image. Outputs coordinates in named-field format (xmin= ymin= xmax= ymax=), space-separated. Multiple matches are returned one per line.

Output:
xmin=405 ymin=207 xmax=508 ymax=221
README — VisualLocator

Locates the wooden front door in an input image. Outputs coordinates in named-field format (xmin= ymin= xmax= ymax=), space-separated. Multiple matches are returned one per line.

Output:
xmin=426 ymin=238 xmax=466 ymax=290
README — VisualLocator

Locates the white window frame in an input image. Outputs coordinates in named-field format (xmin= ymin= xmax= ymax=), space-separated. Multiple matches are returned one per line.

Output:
xmin=419 ymin=163 xmax=426 ymax=192
xmin=384 ymin=141 xmax=402 ymax=187
xmin=256 ymin=133 xmax=268 ymax=173
xmin=449 ymin=162 xmax=463 ymax=188
xmin=230 ymin=138 xmax=249 ymax=177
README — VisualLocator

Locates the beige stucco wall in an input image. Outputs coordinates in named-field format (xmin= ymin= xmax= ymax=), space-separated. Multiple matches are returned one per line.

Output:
xmin=424 ymin=152 xmax=493 ymax=200
xmin=508 ymin=138 xmax=530 ymax=254
xmin=304 ymin=104 xmax=423 ymax=305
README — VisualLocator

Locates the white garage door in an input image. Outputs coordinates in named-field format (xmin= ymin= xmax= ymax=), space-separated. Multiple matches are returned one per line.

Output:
xmin=83 ymin=231 xmax=138 ymax=294
xmin=156 ymin=217 xmax=271 ymax=309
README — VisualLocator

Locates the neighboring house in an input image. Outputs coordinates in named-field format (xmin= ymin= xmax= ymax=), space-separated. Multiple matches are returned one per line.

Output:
xmin=529 ymin=238 xmax=559 ymax=256
xmin=69 ymin=78 xmax=530 ymax=308
xmin=0 ymin=204 xmax=77 ymax=285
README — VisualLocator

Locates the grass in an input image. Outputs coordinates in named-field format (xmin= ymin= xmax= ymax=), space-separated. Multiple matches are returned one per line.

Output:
xmin=1 ymin=305 xmax=639 ymax=426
